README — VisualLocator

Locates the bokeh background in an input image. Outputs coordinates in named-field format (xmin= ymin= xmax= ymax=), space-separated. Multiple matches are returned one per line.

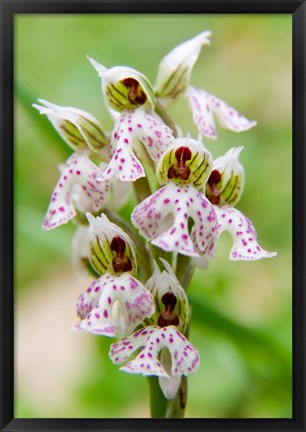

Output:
xmin=15 ymin=14 xmax=292 ymax=418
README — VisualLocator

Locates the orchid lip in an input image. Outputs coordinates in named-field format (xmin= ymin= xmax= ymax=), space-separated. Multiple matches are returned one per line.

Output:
xmin=109 ymin=325 xmax=200 ymax=389
xmin=75 ymin=273 xmax=155 ymax=337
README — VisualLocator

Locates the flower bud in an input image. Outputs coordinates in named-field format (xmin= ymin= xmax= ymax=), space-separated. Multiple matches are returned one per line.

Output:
xmin=154 ymin=31 xmax=211 ymax=106
xmin=156 ymin=137 xmax=213 ymax=189
xmin=88 ymin=57 xmax=155 ymax=112
xmin=86 ymin=213 xmax=137 ymax=276
xmin=206 ymin=147 xmax=244 ymax=206
xmin=33 ymin=99 xmax=108 ymax=153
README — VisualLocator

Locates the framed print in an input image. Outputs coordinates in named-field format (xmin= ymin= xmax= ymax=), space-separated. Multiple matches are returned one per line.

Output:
xmin=0 ymin=1 xmax=305 ymax=431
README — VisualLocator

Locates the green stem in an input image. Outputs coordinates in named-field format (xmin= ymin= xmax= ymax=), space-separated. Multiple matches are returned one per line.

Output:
xmin=166 ymin=376 xmax=187 ymax=418
xmin=155 ymin=101 xmax=178 ymax=138
xmin=176 ymin=253 xmax=195 ymax=290
xmin=165 ymin=256 xmax=193 ymax=418
xmin=148 ymin=376 xmax=168 ymax=418
xmin=133 ymin=175 xmax=152 ymax=203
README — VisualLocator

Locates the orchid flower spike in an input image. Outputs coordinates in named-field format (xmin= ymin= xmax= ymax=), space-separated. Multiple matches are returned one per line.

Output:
xmin=203 ymin=147 xmax=277 ymax=261
xmin=88 ymin=57 xmax=155 ymax=112
xmin=98 ymin=108 xmax=175 ymax=182
xmin=109 ymin=325 xmax=200 ymax=399
xmin=33 ymin=99 xmax=109 ymax=155
xmin=154 ymin=31 xmax=211 ymax=107
xmin=42 ymin=153 xmax=111 ymax=230
xmin=186 ymin=87 xmax=257 ymax=140
xmin=132 ymin=138 xmax=218 ymax=257
xmin=86 ymin=212 xmax=137 ymax=276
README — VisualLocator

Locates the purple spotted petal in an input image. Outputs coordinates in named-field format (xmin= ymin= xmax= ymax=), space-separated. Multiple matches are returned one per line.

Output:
xmin=98 ymin=143 xmax=145 ymax=182
xmin=109 ymin=326 xmax=200 ymax=384
xmin=131 ymin=182 xmax=218 ymax=257
xmin=42 ymin=152 xmax=110 ymax=230
xmin=76 ymin=281 xmax=100 ymax=320
xmin=214 ymin=205 xmax=277 ymax=261
xmin=130 ymin=109 xmax=175 ymax=162
xmin=74 ymin=273 xmax=154 ymax=337
xmin=98 ymin=108 xmax=174 ymax=181
xmin=186 ymin=87 xmax=257 ymax=139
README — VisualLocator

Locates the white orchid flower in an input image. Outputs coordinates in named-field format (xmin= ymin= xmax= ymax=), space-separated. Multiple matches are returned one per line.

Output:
xmin=132 ymin=138 xmax=218 ymax=257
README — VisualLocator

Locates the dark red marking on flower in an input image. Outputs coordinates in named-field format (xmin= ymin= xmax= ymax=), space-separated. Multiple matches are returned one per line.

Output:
xmin=168 ymin=146 xmax=192 ymax=181
xmin=110 ymin=236 xmax=132 ymax=273
xmin=122 ymin=78 xmax=147 ymax=105
xmin=206 ymin=169 xmax=221 ymax=205
xmin=158 ymin=292 xmax=179 ymax=327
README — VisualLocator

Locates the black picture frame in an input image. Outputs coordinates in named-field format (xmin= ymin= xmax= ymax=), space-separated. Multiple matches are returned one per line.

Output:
xmin=0 ymin=0 xmax=305 ymax=431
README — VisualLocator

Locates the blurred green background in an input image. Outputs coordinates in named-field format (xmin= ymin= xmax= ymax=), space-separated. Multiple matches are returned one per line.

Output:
xmin=15 ymin=14 xmax=292 ymax=418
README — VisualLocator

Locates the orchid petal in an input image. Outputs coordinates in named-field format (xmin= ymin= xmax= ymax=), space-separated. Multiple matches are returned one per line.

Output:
xmin=98 ymin=144 xmax=145 ymax=182
xmin=159 ymin=374 xmax=182 ymax=400
xmin=155 ymin=31 xmax=211 ymax=106
xmin=158 ymin=348 xmax=181 ymax=399
xmin=214 ymin=205 xmax=277 ymax=261
xmin=86 ymin=212 xmax=137 ymax=276
xmin=131 ymin=183 xmax=218 ymax=257
xmin=109 ymin=326 xmax=200 ymax=387
xmin=88 ymin=57 xmax=155 ymax=112
xmin=156 ymin=137 xmax=212 ymax=188
xmin=98 ymin=109 xmax=174 ymax=181
xmin=186 ymin=87 xmax=257 ymax=139
xmin=75 ymin=273 xmax=154 ymax=337
xmin=192 ymin=256 xmax=210 ymax=270
xmin=146 ymin=258 xmax=189 ymax=333
xmin=75 ymin=280 xmax=101 ymax=320
xmin=33 ymin=99 xmax=109 ymax=153
xmin=206 ymin=147 xmax=245 ymax=207
xmin=42 ymin=152 xmax=110 ymax=230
